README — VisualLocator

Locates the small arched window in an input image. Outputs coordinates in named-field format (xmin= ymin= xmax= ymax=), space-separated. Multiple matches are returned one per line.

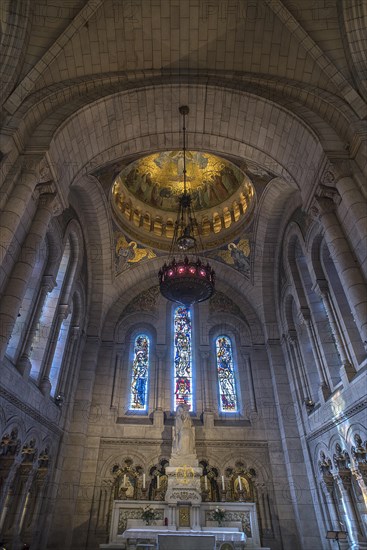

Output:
xmin=30 ymin=239 xmax=71 ymax=381
xmin=174 ymin=306 xmax=193 ymax=411
xmin=216 ymin=335 xmax=238 ymax=412
xmin=129 ymin=334 xmax=150 ymax=411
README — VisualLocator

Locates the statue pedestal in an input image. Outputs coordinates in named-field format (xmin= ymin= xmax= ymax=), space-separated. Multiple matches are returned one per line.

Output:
xmin=165 ymin=465 xmax=202 ymax=505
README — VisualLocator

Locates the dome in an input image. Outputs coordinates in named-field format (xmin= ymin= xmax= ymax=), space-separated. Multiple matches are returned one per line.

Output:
xmin=111 ymin=151 xmax=255 ymax=249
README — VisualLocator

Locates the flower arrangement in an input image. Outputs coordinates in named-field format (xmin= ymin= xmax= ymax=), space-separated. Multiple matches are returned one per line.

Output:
xmin=212 ymin=506 xmax=226 ymax=524
xmin=141 ymin=505 xmax=156 ymax=524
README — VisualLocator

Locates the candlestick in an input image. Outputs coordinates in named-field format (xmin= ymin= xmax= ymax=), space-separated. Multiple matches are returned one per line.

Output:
xmin=202 ymin=489 xmax=209 ymax=502
xmin=120 ymin=486 xmax=128 ymax=500
xmin=238 ymin=475 xmax=242 ymax=491
xmin=221 ymin=475 xmax=225 ymax=491
xmin=157 ymin=475 xmax=160 ymax=489
xmin=204 ymin=475 xmax=208 ymax=490
xmin=143 ymin=473 xmax=146 ymax=489
xmin=123 ymin=474 xmax=127 ymax=488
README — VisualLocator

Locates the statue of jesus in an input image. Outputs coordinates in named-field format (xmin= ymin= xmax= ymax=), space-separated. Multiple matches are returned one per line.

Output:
xmin=172 ymin=404 xmax=196 ymax=456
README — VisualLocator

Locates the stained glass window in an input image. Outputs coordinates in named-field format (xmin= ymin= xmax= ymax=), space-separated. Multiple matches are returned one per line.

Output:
xmin=216 ymin=336 xmax=238 ymax=412
xmin=129 ymin=334 xmax=150 ymax=411
xmin=174 ymin=306 xmax=192 ymax=410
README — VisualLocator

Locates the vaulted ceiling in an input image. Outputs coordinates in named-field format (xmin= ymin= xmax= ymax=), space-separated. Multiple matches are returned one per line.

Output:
xmin=0 ymin=0 xmax=365 ymax=336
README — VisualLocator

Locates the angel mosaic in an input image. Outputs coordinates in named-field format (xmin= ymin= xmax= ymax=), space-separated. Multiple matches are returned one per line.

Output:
xmin=211 ymin=238 xmax=250 ymax=275
xmin=115 ymin=232 xmax=156 ymax=274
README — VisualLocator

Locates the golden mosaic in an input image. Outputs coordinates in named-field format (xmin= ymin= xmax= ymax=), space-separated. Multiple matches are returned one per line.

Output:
xmin=113 ymin=151 xmax=247 ymax=212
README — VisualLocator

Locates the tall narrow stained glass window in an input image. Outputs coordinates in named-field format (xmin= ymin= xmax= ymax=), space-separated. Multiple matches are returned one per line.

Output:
xmin=174 ymin=306 xmax=193 ymax=411
xmin=129 ymin=335 xmax=150 ymax=411
xmin=216 ymin=336 xmax=238 ymax=412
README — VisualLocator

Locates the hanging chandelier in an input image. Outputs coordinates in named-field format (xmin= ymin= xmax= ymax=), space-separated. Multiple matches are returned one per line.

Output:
xmin=158 ymin=106 xmax=215 ymax=306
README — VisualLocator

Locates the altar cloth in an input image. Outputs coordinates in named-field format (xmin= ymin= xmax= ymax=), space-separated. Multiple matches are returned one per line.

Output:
xmin=122 ymin=527 xmax=245 ymax=543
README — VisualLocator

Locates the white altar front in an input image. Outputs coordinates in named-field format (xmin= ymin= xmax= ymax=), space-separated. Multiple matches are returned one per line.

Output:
xmin=100 ymin=500 xmax=269 ymax=549
xmin=121 ymin=527 xmax=244 ymax=549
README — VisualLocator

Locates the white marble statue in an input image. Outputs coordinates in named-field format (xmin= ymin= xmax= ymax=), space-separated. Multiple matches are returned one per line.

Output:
xmin=173 ymin=404 xmax=196 ymax=456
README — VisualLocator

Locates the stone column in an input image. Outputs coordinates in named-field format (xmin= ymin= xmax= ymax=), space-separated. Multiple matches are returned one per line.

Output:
xmin=286 ymin=330 xmax=312 ymax=401
xmin=27 ymin=473 xmax=50 ymax=549
xmin=298 ymin=307 xmax=331 ymax=400
xmin=110 ymin=343 xmax=124 ymax=412
xmin=16 ymin=275 xmax=56 ymax=377
xmin=168 ymin=504 xmax=176 ymax=528
xmin=320 ymin=479 xmax=341 ymax=532
xmin=0 ymin=460 xmax=20 ymax=517
xmin=199 ymin=348 xmax=211 ymax=412
xmin=155 ymin=345 xmax=167 ymax=411
xmin=12 ymin=466 xmax=36 ymax=546
xmin=282 ymin=333 xmax=303 ymax=411
xmin=56 ymin=326 xmax=80 ymax=399
xmin=335 ymin=175 xmax=367 ymax=261
xmin=0 ymin=156 xmax=45 ymax=274
xmin=191 ymin=504 xmax=200 ymax=529
xmin=350 ymin=466 xmax=367 ymax=538
xmin=0 ymin=188 xmax=60 ymax=360
xmin=313 ymin=279 xmax=356 ymax=383
xmin=312 ymin=188 xmax=367 ymax=349
xmin=39 ymin=304 xmax=70 ymax=396
xmin=239 ymin=347 xmax=257 ymax=414
xmin=333 ymin=473 xmax=364 ymax=548
xmin=255 ymin=482 xmax=272 ymax=537
xmin=51 ymin=336 xmax=101 ymax=550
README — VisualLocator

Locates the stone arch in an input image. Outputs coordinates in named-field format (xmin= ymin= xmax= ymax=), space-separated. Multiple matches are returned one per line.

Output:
xmin=99 ymin=451 xmax=148 ymax=480
xmin=101 ymin=258 xmax=265 ymax=345
xmin=280 ymin=288 xmax=299 ymax=333
xmin=207 ymin=314 xmax=251 ymax=346
xmin=345 ymin=423 xmax=367 ymax=452
xmin=2 ymin=418 xmax=26 ymax=449
xmin=61 ymin=218 xmax=85 ymax=304
xmin=115 ymin=315 xmax=159 ymax=345
xmin=46 ymin=85 xmax=323 ymax=195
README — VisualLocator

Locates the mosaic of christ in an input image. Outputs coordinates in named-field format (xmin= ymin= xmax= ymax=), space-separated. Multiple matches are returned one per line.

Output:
xmin=114 ymin=151 xmax=246 ymax=211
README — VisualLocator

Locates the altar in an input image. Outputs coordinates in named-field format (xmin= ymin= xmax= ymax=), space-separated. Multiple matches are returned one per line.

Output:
xmin=100 ymin=406 xmax=269 ymax=550
xmin=100 ymin=500 xmax=268 ymax=549
xmin=121 ymin=527 xmax=245 ymax=549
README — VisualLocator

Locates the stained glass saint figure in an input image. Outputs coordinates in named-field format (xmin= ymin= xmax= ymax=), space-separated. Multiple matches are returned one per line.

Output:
xmin=216 ymin=336 xmax=238 ymax=412
xmin=174 ymin=306 xmax=192 ymax=410
xmin=130 ymin=334 xmax=150 ymax=410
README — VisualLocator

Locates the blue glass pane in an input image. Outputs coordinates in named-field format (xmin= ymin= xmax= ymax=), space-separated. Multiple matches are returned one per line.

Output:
xmin=130 ymin=335 xmax=150 ymax=410
xmin=216 ymin=336 xmax=238 ymax=412
xmin=174 ymin=306 xmax=192 ymax=410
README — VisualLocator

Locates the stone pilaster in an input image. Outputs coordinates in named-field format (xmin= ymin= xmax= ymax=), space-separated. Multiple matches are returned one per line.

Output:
xmin=313 ymin=279 xmax=356 ymax=383
xmin=155 ymin=344 xmax=167 ymax=411
xmin=297 ymin=307 xmax=331 ymax=401
xmin=0 ymin=187 xmax=61 ymax=360
xmin=311 ymin=186 xmax=367 ymax=350
xmin=16 ymin=275 xmax=57 ymax=377
xmin=39 ymin=304 xmax=70 ymax=396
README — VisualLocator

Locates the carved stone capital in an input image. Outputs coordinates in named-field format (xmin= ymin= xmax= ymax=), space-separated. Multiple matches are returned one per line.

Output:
xmin=70 ymin=326 xmax=80 ymax=339
xmin=333 ymin=472 xmax=352 ymax=493
xmin=322 ymin=160 xmax=352 ymax=184
xmin=156 ymin=345 xmax=167 ymax=360
xmin=199 ymin=347 xmax=210 ymax=360
xmin=312 ymin=279 xmax=329 ymax=299
xmin=36 ymin=158 xmax=53 ymax=184
xmin=297 ymin=307 xmax=311 ymax=325
xmin=41 ymin=275 xmax=57 ymax=293
xmin=58 ymin=304 xmax=70 ymax=319
xmin=286 ymin=329 xmax=298 ymax=344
